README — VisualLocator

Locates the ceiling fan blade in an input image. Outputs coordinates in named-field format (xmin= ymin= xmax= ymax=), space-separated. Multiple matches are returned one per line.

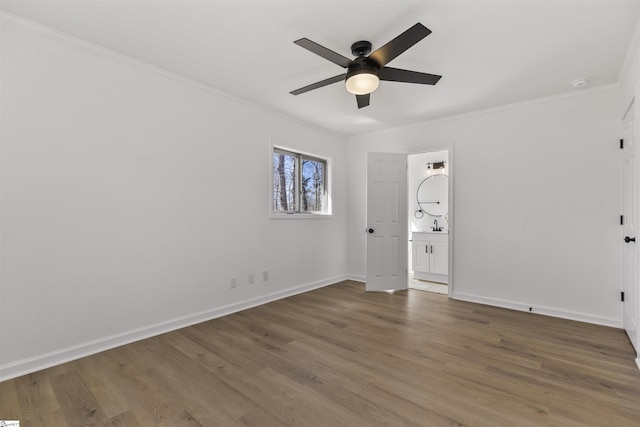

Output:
xmin=379 ymin=67 xmax=441 ymax=85
xmin=368 ymin=23 xmax=432 ymax=67
xmin=290 ymin=74 xmax=346 ymax=95
xmin=356 ymin=94 xmax=370 ymax=109
xmin=294 ymin=38 xmax=352 ymax=68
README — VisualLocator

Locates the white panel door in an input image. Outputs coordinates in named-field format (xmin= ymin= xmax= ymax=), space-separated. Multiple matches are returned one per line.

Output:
xmin=622 ymin=109 xmax=638 ymax=354
xmin=366 ymin=152 xmax=408 ymax=291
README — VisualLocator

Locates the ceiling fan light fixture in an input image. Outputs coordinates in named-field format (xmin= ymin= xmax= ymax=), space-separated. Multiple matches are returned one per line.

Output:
xmin=290 ymin=23 xmax=440 ymax=108
xmin=345 ymin=69 xmax=380 ymax=95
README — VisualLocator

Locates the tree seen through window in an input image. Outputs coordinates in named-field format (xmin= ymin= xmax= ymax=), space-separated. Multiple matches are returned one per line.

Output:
xmin=273 ymin=148 xmax=327 ymax=214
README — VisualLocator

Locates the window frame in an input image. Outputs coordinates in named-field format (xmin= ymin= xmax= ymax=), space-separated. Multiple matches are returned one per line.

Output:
xmin=269 ymin=143 xmax=332 ymax=218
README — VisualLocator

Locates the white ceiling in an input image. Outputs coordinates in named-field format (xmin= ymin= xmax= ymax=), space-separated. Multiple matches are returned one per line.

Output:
xmin=2 ymin=0 xmax=639 ymax=136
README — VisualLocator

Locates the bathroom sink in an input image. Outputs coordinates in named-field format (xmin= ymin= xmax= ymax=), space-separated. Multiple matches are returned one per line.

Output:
xmin=413 ymin=230 xmax=448 ymax=235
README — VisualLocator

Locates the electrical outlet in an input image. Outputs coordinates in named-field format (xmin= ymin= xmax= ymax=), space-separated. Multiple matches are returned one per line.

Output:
xmin=230 ymin=277 xmax=237 ymax=289
xmin=262 ymin=271 xmax=269 ymax=282
xmin=248 ymin=273 xmax=255 ymax=284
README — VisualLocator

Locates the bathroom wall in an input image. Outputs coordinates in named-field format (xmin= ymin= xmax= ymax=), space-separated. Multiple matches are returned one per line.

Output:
xmin=408 ymin=150 xmax=449 ymax=233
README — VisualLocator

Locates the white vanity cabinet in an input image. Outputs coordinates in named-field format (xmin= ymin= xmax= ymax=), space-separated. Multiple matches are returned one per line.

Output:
xmin=411 ymin=232 xmax=448 ymax=283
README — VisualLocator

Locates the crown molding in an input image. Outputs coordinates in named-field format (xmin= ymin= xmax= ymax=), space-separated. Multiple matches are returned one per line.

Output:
xmin=0 ymin=11 xmax=346 ymax=140
xmin=352 ymin=82 xmax=620 ymax=140
xmin=617 ymin=6 xmax=640 ymax=86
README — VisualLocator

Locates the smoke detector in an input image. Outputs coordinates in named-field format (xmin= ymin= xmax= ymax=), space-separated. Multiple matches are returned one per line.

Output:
xmin=570 ymin=78 xmax=590 ymax=88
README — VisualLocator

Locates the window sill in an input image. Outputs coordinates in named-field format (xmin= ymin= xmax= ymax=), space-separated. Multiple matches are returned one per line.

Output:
xmin=269 ymin=212 xmax=333 ymax=219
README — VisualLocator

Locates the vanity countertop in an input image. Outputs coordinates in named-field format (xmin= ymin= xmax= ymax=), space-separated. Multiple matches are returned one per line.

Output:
xmin=413 ymin=230 xmax=448 ymax=234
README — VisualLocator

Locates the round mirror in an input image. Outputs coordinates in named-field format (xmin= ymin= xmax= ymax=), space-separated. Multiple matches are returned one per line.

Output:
xmin=417 ymin=174 xmax=448 ymax=217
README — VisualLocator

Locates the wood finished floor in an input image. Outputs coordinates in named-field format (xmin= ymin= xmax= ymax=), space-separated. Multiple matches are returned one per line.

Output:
xmin=1 ymin=280 xmax=640 ymax=426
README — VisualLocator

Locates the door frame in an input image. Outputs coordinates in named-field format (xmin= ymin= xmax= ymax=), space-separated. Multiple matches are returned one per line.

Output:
xmin=408 ymin=145 xmax=454 ymax=297
xmin=621 ymin=97 xmax=639 ymax=367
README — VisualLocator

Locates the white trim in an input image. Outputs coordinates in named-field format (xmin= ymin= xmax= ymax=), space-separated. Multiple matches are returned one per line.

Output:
xmin=617 ymin=7 xmax=640 ymax=86
xmin=357 ymin=83 xmax=620 ymax=139
xmin=636 ymin=356 xmax=640 ymax=371
xmin=348 ymin=274 xmax=366 ymax=283
xmin=623 ymin=97 xmax=635 ymax=122
xmin=269 ymin=213 xmax=334 ymax=219
xmin=453 ymin=291 xmax=622 ymax=329
xmin=0 ymin=275 xmax=348 ymax=382
xmin=0 ymin=11 xmax=344 ymax=140
xmin=3 ymin=11 xmax=627 ymax=141
xmin=447 ymin=145 xmax=454 ymax=299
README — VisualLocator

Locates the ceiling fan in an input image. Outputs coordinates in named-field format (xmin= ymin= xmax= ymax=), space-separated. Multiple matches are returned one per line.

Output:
xmin=290 ymin=23 xmax=442 ymax=109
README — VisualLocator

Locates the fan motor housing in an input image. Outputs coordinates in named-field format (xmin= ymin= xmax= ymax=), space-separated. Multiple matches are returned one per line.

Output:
xmin=346 ymin=56 xmax=379 ymax=80
xmin=351 ymin=40 xmax=373 ymax=57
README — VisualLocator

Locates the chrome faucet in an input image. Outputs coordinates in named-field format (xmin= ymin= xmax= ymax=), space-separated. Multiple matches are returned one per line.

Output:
xmin=433 ymin=219 xmax=438 ymax=231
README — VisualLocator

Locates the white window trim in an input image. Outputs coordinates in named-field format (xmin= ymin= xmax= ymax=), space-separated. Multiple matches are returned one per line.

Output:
xmin=269 ymin=141 xmax=333 ymax=219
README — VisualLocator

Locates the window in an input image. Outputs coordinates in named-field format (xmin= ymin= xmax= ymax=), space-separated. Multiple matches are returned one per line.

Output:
xmin=272 ymin=146 xmax=331 ymax=216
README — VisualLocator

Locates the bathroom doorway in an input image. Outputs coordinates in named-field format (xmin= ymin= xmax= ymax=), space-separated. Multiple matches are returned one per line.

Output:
xmin=407 ymin=149 xmax=451 ymax=296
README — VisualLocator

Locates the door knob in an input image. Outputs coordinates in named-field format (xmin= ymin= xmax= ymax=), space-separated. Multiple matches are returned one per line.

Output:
xmin=367 ymin=228 xmax=374 ymax=234
xmin=624 ymin=236 xmax=636 ymax=243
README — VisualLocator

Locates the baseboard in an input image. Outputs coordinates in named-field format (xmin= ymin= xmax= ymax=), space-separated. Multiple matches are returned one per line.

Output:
xmin=347 ymin=274 xmax=366 ymax=283
xmin=453 ymin=291 xmax=622 ymax=328
xmin=0 ymin=275 xmax=348 ymax=382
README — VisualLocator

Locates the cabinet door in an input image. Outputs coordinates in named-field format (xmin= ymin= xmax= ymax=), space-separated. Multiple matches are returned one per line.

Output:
xmin=429 ymin=240 xmax=448 ymax=275
xmin=412 ymin=241 xmax=430 ymax=273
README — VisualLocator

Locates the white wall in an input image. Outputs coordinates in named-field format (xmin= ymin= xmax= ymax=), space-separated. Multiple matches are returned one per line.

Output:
xmin=348 ymin=87 xmax=625 ymax=327
xmin=0 ymin=16 xmax=348 ymax=380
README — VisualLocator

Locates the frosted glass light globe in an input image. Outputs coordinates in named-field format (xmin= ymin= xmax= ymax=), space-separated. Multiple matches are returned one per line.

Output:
xmin=345 ymin=73 xmax=380 ymax=95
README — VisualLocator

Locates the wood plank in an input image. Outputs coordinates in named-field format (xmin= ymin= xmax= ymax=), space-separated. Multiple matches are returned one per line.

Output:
xmin=49 ymin=370 xmax=108 ymax=426
xmin=0 ymin=378 xmax=21 ymax=420
xmin=1 ymin=280 xmax=639 ymax=426
xmin=12 ymin=373 xmax=61 ymax=422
